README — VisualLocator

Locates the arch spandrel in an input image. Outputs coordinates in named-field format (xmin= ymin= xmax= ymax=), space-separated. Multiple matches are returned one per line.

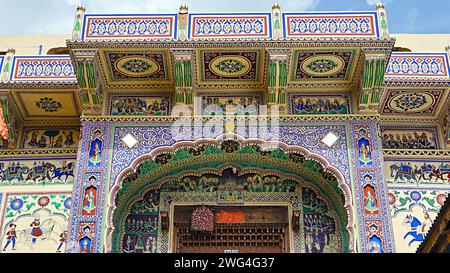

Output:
xmin=68 ymin=118 xmax=394 ymax=253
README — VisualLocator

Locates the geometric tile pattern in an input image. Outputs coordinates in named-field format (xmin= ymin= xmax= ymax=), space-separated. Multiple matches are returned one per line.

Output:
xmin=385 ymin=53 xmax=450 ymax=80
xmin=189 ymin=14 xmax=271 ymax=39
xmin=10 ymin=56 xmax=76 ymax=82
xmin=283 ymin=12 xmax=379 ymax=38
xmin=82 ymin=15 xmax=177 ymax=39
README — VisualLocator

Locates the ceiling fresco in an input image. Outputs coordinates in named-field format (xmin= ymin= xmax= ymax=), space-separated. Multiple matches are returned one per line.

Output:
xmin=289 ymin=48 xmax=359 ymax=86
xmin=381 ymin=89 xmax=448 ymax=118
xmin=196 ymin=48 xmax=265 ymax=86
xmin=99 ymin=49 xmax=173 ymax=87
xmin=11 ymin=90 xmax=80 ymax=121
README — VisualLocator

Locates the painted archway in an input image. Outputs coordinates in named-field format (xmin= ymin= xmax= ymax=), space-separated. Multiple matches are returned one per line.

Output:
xmin=105 ymin=135 xmax=356 ymax=253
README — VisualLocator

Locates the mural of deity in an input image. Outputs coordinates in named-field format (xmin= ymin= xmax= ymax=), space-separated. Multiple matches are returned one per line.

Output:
xmin=369 ymin=235 xmax=383 ymax=253
xmin=382 ymin=130 xmax=437 ymax=149
xmin=82 ymin=186 xmax=97 ymax=216
xmin=367 ymin=223 xmax=384 ymax=253
xmin=292 ymin=96 xmax=349 ymax=115
xmin=82 ymin=176 xmax=98 ymax=216
xmin=88 ymin=139 xmax=102 ymax=167
xmin=111 ymin=97 xmax=169 ymax=116
xmin=78 ymin=225 xmax=93 ymax=253
xmin=358 ymin=138 xmax=373 ymax=166
xmin=363 ymin=184 xmax=379 ymax=215
xmin=22 ymin=129 xmax=79 ymax=149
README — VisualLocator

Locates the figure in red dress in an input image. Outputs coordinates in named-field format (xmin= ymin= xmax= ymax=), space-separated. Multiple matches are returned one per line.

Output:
xmin=30 ymin=217 xmax=43 ymax=244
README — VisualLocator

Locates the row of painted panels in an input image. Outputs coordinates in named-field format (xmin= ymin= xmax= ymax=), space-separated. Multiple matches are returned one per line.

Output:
xmin=6 ymin=124 xmax=444 ymax=151
xmin=81 ymin=12 xmax=381 ymax=40
xmin=2 ymin=152 xmax=448 ymax=187
xmin=3 ymin=53 xmax=449 ymax=82
xmin=0 ymin=152 xmax=448 ymax=253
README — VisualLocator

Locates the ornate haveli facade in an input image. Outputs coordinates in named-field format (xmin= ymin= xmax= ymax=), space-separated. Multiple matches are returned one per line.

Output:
xmin=0 ymin=3 xmax=449 ymax=253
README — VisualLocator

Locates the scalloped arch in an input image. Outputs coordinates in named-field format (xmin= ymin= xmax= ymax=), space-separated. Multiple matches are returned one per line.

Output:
xmin=104 ymin=133 xmax=356 ymax=252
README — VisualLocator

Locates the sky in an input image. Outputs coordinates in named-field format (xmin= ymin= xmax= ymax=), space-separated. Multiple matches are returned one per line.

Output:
xmin=0 ymin=0 xmax=448 ymax=34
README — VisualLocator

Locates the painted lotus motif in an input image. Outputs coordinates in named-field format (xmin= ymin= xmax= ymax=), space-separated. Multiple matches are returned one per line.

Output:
xmin=306 ymin=59 xmax=338 ymax=74
xmin=36 ymin=97 xmax=62 ymax=112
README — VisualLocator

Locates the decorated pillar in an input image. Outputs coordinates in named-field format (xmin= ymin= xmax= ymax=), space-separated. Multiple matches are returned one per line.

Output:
xmin=267 ymin=49 xmax=289 ymax=113
xmin=351 ymin=119 xmax=395 ymax=252
xmin=359 ymin=51 xmax=389 ymax=113
xmin=67 ymin=120 xmax=111 ymax=253
xmin=172 ymin=50 xmax=194 ymax=112
xmin=72 ymin=6 xmax=86 ymax=40
xmin=271 ymin=3 xmax=283 ymax=39
xmin=72 ymin=49 xmax=102 ymax=116
xmin=376 ymin=3 xmax=390 ymax=38
xmin=0 ymin=49 xmax=15 ymax=82
xmin=177 ymin=4 xmax=189 ymax=40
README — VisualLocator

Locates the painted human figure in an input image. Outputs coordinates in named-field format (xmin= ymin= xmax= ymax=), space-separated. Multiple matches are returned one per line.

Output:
xmin=359 ymin=142 xmax=372 ymax=166
xmin=53 ymin=135 xmax=63 ymax=148
xmin=82 ymin=178 xmax=97 ymax=216
xmin=89 ymin=142 xmax=102 ymax=166
xmin=2 ymin=223 xmax=17 ymax=251
xmin=28 ymin=131 xmax=39 ymax=147
xmin=123 ymin=235 xmax=135 ymax=253
xmin=64 ymin=131 xmax=75 ymax=146
xmin=369 ymin=237 xmax=383 ymax=253
xmin=78 ymin=226 xmax=92 ymax=253
xmin=30 ymin=217 xmax=43 ymax=244
xmin=38 ymin=135 xmax=47 ymax=148
xmin=56 ymin=231 xmax=67 ymax=253
xmin=364 ymin=190 xmax=378 ymax=214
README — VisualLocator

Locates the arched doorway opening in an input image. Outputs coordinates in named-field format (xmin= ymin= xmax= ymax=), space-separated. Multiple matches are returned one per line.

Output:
xmin=106 ymin=138 xmax=355 ymax=253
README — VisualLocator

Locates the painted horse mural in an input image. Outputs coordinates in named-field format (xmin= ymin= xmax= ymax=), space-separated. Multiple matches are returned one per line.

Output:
xmin=427 ymin=163 xmax=450 ymax=183
xmin=53 ymin=162 xmax=75 ymax=183
xmin=15 ymin=218 xmax=64 ymax=251
xmin=402 ymin=215 xmax=427 ymax=246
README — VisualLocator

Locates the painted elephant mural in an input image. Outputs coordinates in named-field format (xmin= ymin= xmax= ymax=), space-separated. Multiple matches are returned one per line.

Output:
xmin=388 ymin=162 xmax=450 ymax=184
xmin=0 ymin=160 xmax=75 ymax=185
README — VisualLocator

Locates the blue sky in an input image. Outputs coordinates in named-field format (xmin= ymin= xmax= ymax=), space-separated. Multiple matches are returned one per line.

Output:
xmin=0 ymin=0 xmax=448 ymax=34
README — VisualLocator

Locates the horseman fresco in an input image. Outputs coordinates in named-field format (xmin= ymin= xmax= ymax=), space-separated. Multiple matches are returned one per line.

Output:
xmin=30 ymin=217 xmax=43 ymax=244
